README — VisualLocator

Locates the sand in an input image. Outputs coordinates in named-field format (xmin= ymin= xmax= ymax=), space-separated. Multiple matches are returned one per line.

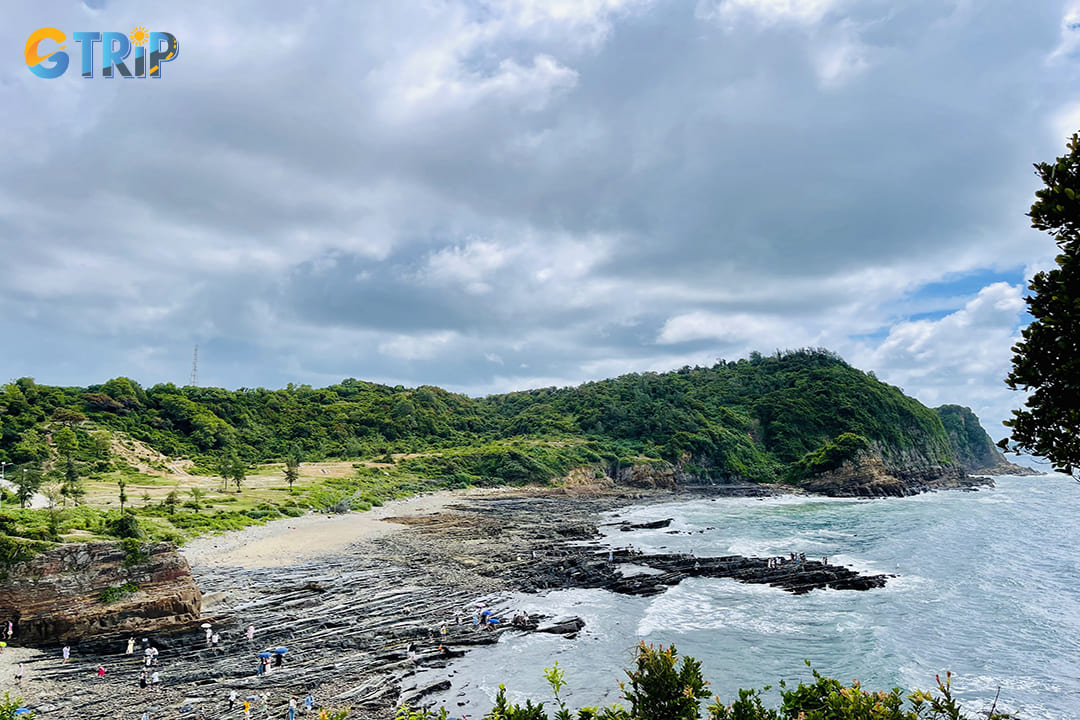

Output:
xmin=179 ymin=487 xmax=505 ymax=568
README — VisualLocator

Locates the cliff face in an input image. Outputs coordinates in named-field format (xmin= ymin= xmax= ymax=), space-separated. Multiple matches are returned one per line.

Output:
xmin=0 ymin=541 xmax=201 ymax=644
xmin=800 ymin=453 xmax=987 ymax=497
xmin=935 ymin=405 xmax=1041 ymax=476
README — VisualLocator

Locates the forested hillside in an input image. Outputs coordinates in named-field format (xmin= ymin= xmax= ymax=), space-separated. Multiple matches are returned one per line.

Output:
xmin=0 ymin=349 xmax=974 ymax=488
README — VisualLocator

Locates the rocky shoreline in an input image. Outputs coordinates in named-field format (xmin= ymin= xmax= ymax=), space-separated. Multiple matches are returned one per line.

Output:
xmin=0 ymin=484 xmax=903 ymax=719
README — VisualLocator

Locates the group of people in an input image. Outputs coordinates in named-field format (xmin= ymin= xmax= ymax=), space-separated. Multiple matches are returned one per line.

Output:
xmin=229 ymin=689 xmax=314 ymax=718
xmin=48 ymin=622 xmax=317 ymax=718
xmin=764 ymin=552 xmax=826 ymax=569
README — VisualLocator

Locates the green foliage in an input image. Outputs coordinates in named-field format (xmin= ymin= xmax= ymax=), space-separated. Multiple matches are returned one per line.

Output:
xmin=61 ymin=456 xmax=84 ymax=506
xmin=0 ymin=349 xmax=964 ymax=491
xmin=394 ymin=651 xmax=1011 ymax=720
xmin=285 ymin=442 xmax=302 ymax=493
xmin=13 ymin=465 xmax=43 ymax=508
xmin=120 ymin=537 xmax=148 ymax=566
xmin=789 ymin=433 xmax=872 ymax=481
xmin=0 ymin=692 xmax=33 ymax=720
xmin=619 ymin=643 xmax=711 ymax=720
xmin=935 ymin=406 xmax=1004 ymax=473
xmin=106 ymin=512 xmax=143 ymax=539
xmin=1004 ymin=132 xmax=1080 ymax=477
xmin=0 ymin=534 xmax=51 ymax=575
xmin=98 ymin=581 xmax=138 ymax=603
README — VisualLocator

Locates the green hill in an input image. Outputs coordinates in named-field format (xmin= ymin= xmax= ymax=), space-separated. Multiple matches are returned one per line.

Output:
xmin=935 ymin=404 xmax=1037 ymax=475
xmin=1 ymin=349 xmax=968 ymax=490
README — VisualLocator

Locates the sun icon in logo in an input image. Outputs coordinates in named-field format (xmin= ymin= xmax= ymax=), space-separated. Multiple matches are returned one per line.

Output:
xmin=129 ymin=26 xmax=149 ymax=46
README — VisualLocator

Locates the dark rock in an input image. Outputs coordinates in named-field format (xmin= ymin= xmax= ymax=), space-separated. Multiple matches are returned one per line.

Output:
xmin=537 ymin=617 xmax=585 ymax=634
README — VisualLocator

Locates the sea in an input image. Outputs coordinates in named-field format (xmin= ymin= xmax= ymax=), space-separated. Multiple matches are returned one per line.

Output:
xmin=422 ymin=474 xmax=1080 ymax=719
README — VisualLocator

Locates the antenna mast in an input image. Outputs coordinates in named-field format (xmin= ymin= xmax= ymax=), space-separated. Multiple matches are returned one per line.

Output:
xmin=189 ymin=345 xmax=199 ymax=386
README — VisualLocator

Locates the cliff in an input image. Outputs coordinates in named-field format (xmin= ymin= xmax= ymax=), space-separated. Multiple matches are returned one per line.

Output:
xmin=800 ymin=453 xmax=987 ymax=497
xmin=0 ymin=541 xmax=201 ymax=644
xmin=935 ymin=405 xmax=1041 ymax=476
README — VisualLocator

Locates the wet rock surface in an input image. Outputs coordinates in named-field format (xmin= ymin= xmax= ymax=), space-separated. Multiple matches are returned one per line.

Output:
xmin=11 ymin=488 xmax=888 ymax=718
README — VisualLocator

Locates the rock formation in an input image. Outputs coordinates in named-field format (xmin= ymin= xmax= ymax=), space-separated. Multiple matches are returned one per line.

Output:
xmin=800 ymin=454 xmax=988 ymax=497
xmin=0 ymin=541 xmax=201 ymax=644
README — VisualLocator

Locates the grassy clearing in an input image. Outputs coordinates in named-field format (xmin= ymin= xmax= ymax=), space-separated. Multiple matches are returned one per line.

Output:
xmin=1 ymin=439 xmax=608 ymax=548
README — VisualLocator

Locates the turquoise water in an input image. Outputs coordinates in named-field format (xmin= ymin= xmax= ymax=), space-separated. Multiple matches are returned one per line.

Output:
xmin=424 ymin=475 xmax=1080 ymax=719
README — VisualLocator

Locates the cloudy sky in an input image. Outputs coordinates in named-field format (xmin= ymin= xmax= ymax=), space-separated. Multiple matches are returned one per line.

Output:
xmin=3 ymin=1 xmax=1078 ymax=442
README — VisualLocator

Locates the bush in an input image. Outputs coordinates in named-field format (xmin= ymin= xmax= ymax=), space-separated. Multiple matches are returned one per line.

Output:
xmin=99 ymin=582 xmax=138 ymax=603
xmin=106 ymin=513 xmax=144 ymax=539
xmin=395 ymin=649 xmax=1014 ymax=720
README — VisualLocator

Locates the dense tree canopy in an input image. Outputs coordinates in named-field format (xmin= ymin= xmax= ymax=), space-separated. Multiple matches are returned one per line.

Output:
xmin=0 ymin=349 xmax=966 ymax=487
xmin=1003 ymin=133 xmax=1080 ymax=477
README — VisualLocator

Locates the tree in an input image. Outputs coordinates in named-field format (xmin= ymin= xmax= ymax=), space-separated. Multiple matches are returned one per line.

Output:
xmin=230 ymin=456 xmax=246 ymax=492
xmin=53 ymin=426 xmax=78 ymax=458
xmin=118 ymin=479 xmax=128 ymax=515
xmin=60 ymin=456 xmax=84 ymax=506
xmin=14 ymin=465 xmax=43 ymax=508
xmin=284 ymin=443 xmax=302 ymax=493
xmin=217 ymin=451 xmax=233 ymax=492
xmin=1003 ymin=132 xmax=1080 ymax=477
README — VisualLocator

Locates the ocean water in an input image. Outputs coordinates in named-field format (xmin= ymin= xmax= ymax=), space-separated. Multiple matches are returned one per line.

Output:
xmin=423 ymin=475 xmax=1080 ymax=719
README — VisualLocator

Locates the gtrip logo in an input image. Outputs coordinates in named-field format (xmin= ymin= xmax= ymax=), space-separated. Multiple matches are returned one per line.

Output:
xmin=25 ymin=27 xmax=179 ymax=79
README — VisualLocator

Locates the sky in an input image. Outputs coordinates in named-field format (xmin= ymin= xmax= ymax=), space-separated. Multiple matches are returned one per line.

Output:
xmin=3 ymin=1 xmax=1079 ymax=444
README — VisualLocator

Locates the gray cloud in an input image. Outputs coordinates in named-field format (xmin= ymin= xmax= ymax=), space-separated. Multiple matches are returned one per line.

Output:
xmin=1 ymin=0 xmax=1075 ymax=435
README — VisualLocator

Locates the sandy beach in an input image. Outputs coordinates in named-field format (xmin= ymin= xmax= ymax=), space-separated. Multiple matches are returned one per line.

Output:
xmin=179 ymin=487 xmax=500 ymax=569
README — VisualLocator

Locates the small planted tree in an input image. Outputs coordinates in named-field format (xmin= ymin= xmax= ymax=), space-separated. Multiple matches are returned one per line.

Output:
xmin=15 ymin=465 xmax=43 ymax=508
xmin=284 ymin=443 xmax=302 ymax=493
xmin=61 ymin=456 xmax=84 ymax=507
xmin=117 ymin=479 xmax=128 ymax=515
xmin=230 ymin=456 xmax=246 ymax=493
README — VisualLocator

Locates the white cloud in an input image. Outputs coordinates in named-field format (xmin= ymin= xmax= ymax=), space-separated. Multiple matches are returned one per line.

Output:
xmin=696 ymin=0 xmax=844 ymax=27
xmin=378 ymin=331 xmax=460 ymax=361
xmin=850 ymin=283 xmax=1027 ymax=440
xmin=1051 ymin=102 xmax=1080 ymax=145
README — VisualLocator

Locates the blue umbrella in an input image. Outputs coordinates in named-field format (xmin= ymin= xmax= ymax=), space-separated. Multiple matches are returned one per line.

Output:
xmin=14 ymin=709 xmax=30 ymax=715
xmin=257 ymin=652 xmax=272 ymax=658
xmin=273 ymin=647 xmax=288 ymax=654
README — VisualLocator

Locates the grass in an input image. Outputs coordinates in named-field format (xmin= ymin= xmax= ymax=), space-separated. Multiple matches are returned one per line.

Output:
xmin=3 ymin=439 xmax=638 ymax=551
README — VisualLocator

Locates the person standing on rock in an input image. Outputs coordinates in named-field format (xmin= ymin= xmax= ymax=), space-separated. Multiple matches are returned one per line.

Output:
xmin=288 ymin=696 xmax=297 ymax=720
xmin=229 ymin=689 xmax=237 ymax=712
xmin=15 ymin=662 xmax=24 ymax=686
xmin=259 ymin=693 xmax=269 ymax=718
xmin=211 ymin=632 xmax=220 ymax=651
xmin=151 ymin=669 xmax=160 ymax=691
xmin=243 ymin=699 xmax=251 ymax=717
xmin=303 ymin=692 xmax=314 ymax=715
xmin=126 ymin=636 xmax=135 ymax=654
xmin=62 ymin=645 xmax=70 ymax=663
xmin=205 ymin=626 xmax=213 ymax=646
xmin=247 ymin=624 xmax=255 ymax=643
xmin=96 ymin=664 xmax=105 ymax=679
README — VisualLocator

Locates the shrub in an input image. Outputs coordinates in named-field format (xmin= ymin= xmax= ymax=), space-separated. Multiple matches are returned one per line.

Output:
xmin=107 ymin=513 xmax=144 ymax=539
xmin=99 ymin=582 xmax=138 ymax=603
